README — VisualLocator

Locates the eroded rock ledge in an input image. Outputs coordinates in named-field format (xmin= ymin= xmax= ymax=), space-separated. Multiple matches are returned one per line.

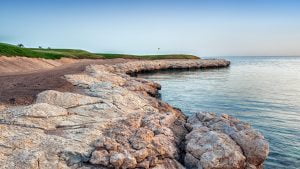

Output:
xmin=0 ymin=59 xmax=269 ymax=169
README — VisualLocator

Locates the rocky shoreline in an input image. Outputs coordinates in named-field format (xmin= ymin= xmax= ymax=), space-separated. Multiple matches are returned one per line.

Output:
xmin=0 ymin=59 xmax=269 ymax=169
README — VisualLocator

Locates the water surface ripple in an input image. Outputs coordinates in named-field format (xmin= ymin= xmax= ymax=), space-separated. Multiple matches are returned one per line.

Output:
xmin=139 ymin=56 xmax=300 ymax=169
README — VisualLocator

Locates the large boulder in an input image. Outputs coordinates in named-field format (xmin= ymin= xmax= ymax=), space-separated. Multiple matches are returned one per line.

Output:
xmin=185 ymin=112 xmax=269 ymax=169
xmin=185 ymin=128 xmax=245 ymax=169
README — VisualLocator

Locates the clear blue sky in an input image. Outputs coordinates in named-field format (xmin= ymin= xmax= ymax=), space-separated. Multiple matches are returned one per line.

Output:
xmin=1 ymin=0 xmax=300 ymax=56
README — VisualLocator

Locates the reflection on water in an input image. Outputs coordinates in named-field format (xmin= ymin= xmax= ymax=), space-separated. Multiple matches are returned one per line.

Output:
xmin=139 ymin=56 xmax=300 ymax=169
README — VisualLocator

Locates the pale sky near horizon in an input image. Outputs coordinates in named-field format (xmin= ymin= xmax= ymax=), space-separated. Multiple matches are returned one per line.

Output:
xmin=1 ymin=0 xmax=300 ymax=56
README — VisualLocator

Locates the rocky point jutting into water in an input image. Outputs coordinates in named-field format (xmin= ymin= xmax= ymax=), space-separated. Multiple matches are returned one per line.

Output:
xmin=0 ymin=59 xmax=269 ymax=169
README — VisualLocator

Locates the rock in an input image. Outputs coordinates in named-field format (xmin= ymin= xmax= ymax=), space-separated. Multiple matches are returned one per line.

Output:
xmin=110 ymin=152 xmax=125 ymax=168
xmin=152 ymin=134 xmax=178 ymax=159
xmin=85 ymin=65 xmax=127 ymax=86
xmin=104 ymin=138 xmax=121 ymax=151
xmin=122 ymin=153 xmax=137 ymax=169
xmin=231 ymin=129 xmax=269 ymax=167
xmin=60 ymin=151 xmax=90 ymax=166
xmin=92 ymin=137 xmax=121 ymax=151
xmin=89 ymin=150 xmax=110 ymax=166
xmin=7 ymin=103 xmax=68 ymax=118
xmin=149 ymin=156 xmax=159 ymax=167
xmin=36 ymin=90 xmax=102 ymax=108
xmin=200 ymin=112 xmax=269 ymax=167
xmin=159 ymin=112 xmax=177 ymax=127
xmin=152 ymin=158 xmax=185 ymax=169
xmin=185 ymin=153 xmax=202 ymax=169
xmin=129 ymin=128 xmax=154 ymax=150
xmin=137 ymin=160 xmax=150 ymax=169
xmin=185 ymin=112 xmax=269 ymax=169
xmin=93 ymin=137 xmax=106 ymax=148
xmin=133 ymin=148 xmax=149 ymax=162
xmin=185 ymin=129 xmax=245 ymax=169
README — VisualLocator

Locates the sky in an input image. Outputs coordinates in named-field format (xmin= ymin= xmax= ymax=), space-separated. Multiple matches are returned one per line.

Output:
xmin=1 ymin=0 xmax=300 ymax=56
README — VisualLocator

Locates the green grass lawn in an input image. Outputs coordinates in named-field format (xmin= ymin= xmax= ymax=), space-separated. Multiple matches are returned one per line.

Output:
xmin=0 ymin=43 xmax=200 ymax=60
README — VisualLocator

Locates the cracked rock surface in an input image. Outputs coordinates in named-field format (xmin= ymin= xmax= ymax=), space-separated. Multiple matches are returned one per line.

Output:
xmin=0 ymin=59 xmax=268 ymax=169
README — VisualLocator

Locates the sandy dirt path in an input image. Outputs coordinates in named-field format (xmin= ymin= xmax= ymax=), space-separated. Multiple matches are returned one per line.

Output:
xmin=0 ymin=58 xmax=130 ymax=105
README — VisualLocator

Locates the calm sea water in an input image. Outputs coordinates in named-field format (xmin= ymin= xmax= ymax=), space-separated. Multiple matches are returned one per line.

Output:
xmin=139 ymin=56 xmax=300 ymax=169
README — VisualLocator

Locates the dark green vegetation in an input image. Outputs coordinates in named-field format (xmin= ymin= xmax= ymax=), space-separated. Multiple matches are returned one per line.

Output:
xmin=0 ymin=43 xmax=199 ymax=60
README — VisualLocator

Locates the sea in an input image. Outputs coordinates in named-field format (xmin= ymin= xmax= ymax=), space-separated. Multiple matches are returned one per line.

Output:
xmin=138 ymin=56 xmax=300 ymax=169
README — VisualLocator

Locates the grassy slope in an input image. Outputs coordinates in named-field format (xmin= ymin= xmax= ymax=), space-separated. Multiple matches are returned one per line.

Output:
xmin=31 ymin=48 xmax=103 ymax=59
xmin=0 ymin=43 xmax=103 ymax=59
xmin=0 ymin=43 xmax=199 ymax=60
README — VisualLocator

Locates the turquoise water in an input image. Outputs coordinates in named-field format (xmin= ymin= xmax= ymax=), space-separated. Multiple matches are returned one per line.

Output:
xmin=139 ymin=56 xmax=300 ymax=169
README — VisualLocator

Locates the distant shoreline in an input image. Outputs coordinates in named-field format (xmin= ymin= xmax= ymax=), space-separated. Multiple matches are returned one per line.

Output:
xmin=0 ymin=42 xmax=199 ymax=60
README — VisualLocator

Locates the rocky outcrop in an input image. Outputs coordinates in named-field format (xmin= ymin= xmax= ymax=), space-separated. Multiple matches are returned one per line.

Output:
xmin=184 ymin=112 xmax=269 ymax=169
xmin=0 ymin=59 xmax=269 ymax=169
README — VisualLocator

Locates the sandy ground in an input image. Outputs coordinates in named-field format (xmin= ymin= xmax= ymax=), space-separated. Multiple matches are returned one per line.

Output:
xmin=0 ymin=57 xmax=130 ymax=105
xmin=0 ymin=56 xmax=82 ymax=75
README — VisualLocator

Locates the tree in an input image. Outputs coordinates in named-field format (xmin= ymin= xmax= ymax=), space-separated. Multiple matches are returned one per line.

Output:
xmin=17 ymin=44 xmax=24 ymax=48
xmin=48 ymin=47 xmax=51 ymax=49
xmin=38 ymin=46 xmax=43 ymax=49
